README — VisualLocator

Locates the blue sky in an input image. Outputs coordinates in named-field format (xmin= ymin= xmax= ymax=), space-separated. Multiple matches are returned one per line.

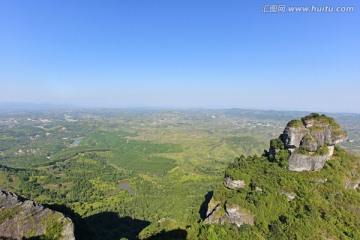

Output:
xmin=0 ymin=0 xmax=359 ymax=112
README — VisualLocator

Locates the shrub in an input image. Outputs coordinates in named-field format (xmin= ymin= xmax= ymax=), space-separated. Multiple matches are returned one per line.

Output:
xmin=270 ymin=138 xmax=284 ymax=150
xmin=287 ymin=120 xmax=304 ymax=128
xmin=314 ymin=144 xmax=329 ymax=156
xmin=295 ymin=146 xmax=311 ymax=155
xmin=274 ymin=150 xmax=289 ymax=168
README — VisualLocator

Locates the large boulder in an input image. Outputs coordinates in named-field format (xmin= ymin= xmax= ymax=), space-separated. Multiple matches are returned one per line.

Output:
xmin=0 ymin=190 xmax=75 ymax=240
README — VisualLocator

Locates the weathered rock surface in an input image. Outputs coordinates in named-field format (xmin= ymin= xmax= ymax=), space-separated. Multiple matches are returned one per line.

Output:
xmin=224 ymin=177 xmax=245 ymax=190
xmin=0 ymin=189 xmax=75 ymax=240
xmin=271 ymin=113 xmax=347 ymax=172
xmin=282 ymin=124 xmax=307 ymax=148
xmin=204 ymin=197 xmax=255 ymax=227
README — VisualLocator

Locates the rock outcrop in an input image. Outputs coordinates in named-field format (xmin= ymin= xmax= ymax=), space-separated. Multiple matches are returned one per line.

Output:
xmin=204 ymin=197 xmax=255 ymax=227
xmin=270 ymin=113 xmax=347 ymax=171
xmin=0 ymin=189 xmax=75 ymax=240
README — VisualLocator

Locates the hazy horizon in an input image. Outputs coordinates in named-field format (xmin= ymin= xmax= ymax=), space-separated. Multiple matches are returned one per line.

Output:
xmin=1 ymin=101 xmax=360 ymax=115
xmin=1 ymin=1 xmax=359 ymax=113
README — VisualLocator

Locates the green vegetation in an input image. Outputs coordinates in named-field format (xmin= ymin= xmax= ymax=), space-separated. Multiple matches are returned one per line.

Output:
xmin=286 ymin=119 xmax=303 ymax=128
xmin=1 ymin=109 xmax=271 ymax=238
xmin=301 ymin=133 xmax=316 ymax=144
xmin=294 ymin=143 xmax=330 ymax=156
xmin=270 ymin=138 xmax=284 ymax=150
xmin=302 ymin=113 xmax=346 ymax=136
xmin=301 ymin=112 xmax=320 ymax=121
xmin=42 ymin=213 xmax=65 ymax=240
xmin=274 ymin=150 xmax=289 ymax=167
xmin=294 ymin=146 xmax=312 ymax=154
xmin=314 ymin=144 xmax=330 ymax=156
xmin=0 ymin=206 xmax=21 ymax=223
xmin=0 ymin=109 xmax=359 ymax=239
xmin=301 ymin=113 xmax=338 ymax=127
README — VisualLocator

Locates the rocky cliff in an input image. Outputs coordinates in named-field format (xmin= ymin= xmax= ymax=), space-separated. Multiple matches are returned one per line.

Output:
xmin=270 ymin=113 xmax=347 ymax=171
xmin=0 ymin=189 xmax=75 ymax=240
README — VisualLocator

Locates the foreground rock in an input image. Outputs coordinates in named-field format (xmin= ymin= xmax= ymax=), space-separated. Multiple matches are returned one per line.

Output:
xmin=0 ymin=189 xmax=75 ymax=240
xmin=270 ymin=113 xmax=347 ymax=171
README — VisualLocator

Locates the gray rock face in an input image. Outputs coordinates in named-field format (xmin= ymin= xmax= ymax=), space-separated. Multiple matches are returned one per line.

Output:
xmin=328 ymin=145 xmax=335 ymax=156
xmin=224 ymin=177 xmax=245 ymax=190
xmin=282 ymin=126 xmax=307 ymax=149
xmin=0 ymin=190 xmax=75 ymax=240
xmin=204 ymin=197 xmax=255 ymax=227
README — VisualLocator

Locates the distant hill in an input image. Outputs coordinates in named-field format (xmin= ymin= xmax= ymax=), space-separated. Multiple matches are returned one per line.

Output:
xmin=0 ymin=102 xmax=75 ymax=110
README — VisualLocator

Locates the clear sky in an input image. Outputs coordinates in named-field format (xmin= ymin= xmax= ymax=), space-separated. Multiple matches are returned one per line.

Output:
xmin=0 ymin=0 xmax=359 ymax=112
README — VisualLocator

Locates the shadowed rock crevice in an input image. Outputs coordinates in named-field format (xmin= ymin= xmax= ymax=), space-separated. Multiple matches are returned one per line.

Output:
xmin=199 ymin=191 xmax=213 ymax=220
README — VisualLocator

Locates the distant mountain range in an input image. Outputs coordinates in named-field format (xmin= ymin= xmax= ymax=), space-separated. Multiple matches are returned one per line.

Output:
xmin=0 ymin=102 xmax=75 ymax=110
xmin=0 ymin=102 xmax=359 ymax=117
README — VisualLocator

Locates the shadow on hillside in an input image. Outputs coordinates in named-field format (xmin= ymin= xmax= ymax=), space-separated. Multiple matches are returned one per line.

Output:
xmin=83 ymin=213 xmax=150 ymax=240
xmin=199 ymin=191 xmax=213 ymax=220
xmin=144 ymin=229 xmax=187 ymax=240
xmin=45 ymin=204 xmax=150 ymax=240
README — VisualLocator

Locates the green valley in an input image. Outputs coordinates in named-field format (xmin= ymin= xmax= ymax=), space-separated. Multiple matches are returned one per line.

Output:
xmin=0 ymin=109 xmax=359 ymax=239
